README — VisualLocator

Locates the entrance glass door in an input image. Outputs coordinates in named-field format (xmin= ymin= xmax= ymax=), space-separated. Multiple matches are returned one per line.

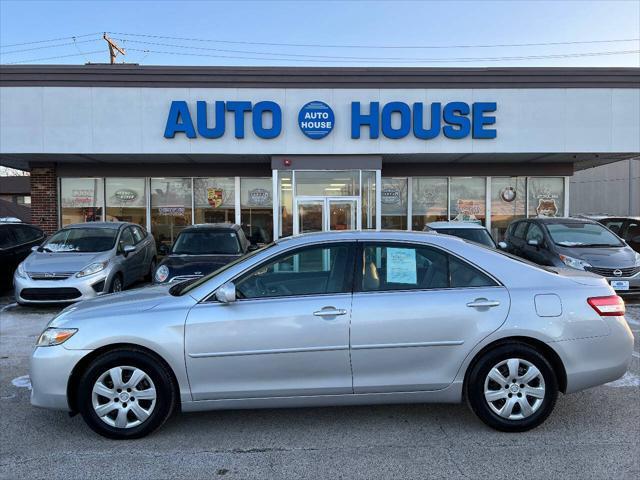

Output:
xmin=294 ymin=197 xmax=359 ymax=234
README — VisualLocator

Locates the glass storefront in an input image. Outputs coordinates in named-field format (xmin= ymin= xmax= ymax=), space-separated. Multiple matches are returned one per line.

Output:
xmin=60 ymin=178 xmax=103 ymax=226
xmin=59 ymin=174 xmax=567 ymax=244
xmin=105 ymin=178 xmax=146 ymax=226
xmin=150 ymin=178 xmax=192 ymax=248
xmin=412 ymin=177 xmax=448 ymax=230
xmin=490 ymin=177 xmax=526 ymax=240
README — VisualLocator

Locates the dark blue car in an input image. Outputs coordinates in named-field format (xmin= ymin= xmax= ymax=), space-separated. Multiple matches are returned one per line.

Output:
xmin=154 ymin=223 xmax=253 ymax=284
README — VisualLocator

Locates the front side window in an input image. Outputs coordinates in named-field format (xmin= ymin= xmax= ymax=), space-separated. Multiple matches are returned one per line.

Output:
xmin=45 ymin=228 xmax=118 ymax=253
xmin=236 ymin=243 xmax=354 ymax=299
xmin=60 ymin=178 xmax=104 ymax=226
xmin=547 ymin=222 xmax=623 ymax=247
xmin=119 ymin=228 xmax=135 ymax=250
xmin=360 ymin=243 xmax=497 ymax=292
xmin=131 ymin=226 xmax=145 ymax=244
xmin=525 ymin=223 xmax=545 ymax=243
xmin=172 ymin=230 xmax=241 ymax=255
xmin=513 ymin=221 xmax=529 ymax=239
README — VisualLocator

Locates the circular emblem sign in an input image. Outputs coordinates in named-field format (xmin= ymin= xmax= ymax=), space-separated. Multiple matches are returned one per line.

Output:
xmin=500 ymin=186 xmax=516 ymax=203
xmin=298 ymin=101 xmax=334 ymax=139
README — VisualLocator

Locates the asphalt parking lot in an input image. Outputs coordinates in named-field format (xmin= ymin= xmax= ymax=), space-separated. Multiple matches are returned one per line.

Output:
xmin=1 ymin=289 xmax=639 ymax=480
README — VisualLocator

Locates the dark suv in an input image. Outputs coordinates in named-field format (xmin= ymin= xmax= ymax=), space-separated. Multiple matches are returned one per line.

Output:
xmin=503 ymin=217 xmax=640 ymax=294
xmin=0 ymin=222 xmax=45 ymax=288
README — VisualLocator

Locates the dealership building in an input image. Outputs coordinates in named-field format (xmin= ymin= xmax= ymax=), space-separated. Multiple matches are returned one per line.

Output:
xmin=0 ymin=65 xmax=638 ymax=246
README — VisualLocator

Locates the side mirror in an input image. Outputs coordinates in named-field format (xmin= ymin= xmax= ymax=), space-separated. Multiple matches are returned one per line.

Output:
xmin=31 ymin=246 xmax=39 ymax=252
xmin=247 ymin=244 xmax=260 ymax=252
xmin=498 ymin=241 xmax=508 ymax=250
xmin=215 ymin=282 xmax=236 ymax=304
xmin=527 ymin=239 xmax=539 ymax=247
xmin=123 ymin=245 xmax=136 ymax=256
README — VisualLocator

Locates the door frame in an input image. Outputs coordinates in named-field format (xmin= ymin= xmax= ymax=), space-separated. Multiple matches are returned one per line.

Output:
xmin=293 ymin=196 xmax=361 ymax=235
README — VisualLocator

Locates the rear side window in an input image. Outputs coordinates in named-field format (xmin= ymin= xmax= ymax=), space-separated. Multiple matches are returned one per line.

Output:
xmin=513 ymin=222 xmax=528 ymax=239
xmin=360 ymin=243 xmax=497 ymax=292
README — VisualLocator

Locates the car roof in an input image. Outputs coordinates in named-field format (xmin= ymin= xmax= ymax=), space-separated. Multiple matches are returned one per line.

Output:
xmin=276 ymin=230 xmax=450 ymax=247
xmin=427 ymin=221 xmax=487 ymax=230
xmin=527 ymin=217 xmax=597 ymax=225
xmin=182 ymin=223 xmax=241 ymax=232
xmin=64 ymin=222 xmax=130 ymax=230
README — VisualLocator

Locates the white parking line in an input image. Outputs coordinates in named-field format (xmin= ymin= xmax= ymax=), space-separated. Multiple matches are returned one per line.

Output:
xmin=0 ymin=303 xmax=17 ymax=313
xmin=632 ymin=351 xmax=640 ymax=359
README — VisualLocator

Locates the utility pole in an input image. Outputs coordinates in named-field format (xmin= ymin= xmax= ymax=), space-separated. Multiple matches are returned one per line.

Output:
xmin=103 ymin=33 xmax=125 ymax=64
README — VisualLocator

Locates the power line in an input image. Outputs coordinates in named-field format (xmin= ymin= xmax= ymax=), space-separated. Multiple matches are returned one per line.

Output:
xmin=124 ymin=47 xmax=640 ymax=64
xmin=113 ymin=38 xmax=640 ymax=62
xmin=0 ymin=38 xmax=102 ymax=55
xmin=109 ymin=31 xmax=640 ymax=50
xmin=4 ymin=50 xmax=104 ymax=65
xmin=0 ymin=32 xmax=102 ymax=49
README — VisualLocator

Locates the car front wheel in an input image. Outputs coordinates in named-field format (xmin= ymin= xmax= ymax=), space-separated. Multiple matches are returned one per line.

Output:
xmin=76 ymin=349 xmax=177 ymax=439
xmin=466 ymin=343 xmax=558 ymax=432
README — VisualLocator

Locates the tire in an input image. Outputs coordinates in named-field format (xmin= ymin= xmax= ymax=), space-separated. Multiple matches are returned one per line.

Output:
xmin=109 ymin=274 xmax=123 ymax=293
xmin=76 ymin=349 xmax=177 ymax=439
xmin=145 ymin=258 xmax=157 ymax=282
xmin=466 ymin=343 xmax=558 ymax=432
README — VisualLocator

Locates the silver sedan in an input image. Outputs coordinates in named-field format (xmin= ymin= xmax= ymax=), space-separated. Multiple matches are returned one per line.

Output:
xmin=30 ymin=231 xmax=634 ymax=439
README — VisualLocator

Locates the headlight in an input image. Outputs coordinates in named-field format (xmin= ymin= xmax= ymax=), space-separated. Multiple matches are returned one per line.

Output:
xmin=76 ymin=261 xmax=108 ymax=278
xmin=635 ymin=252 xmax=640 ymax=266
xmin=559 ymin=254 xmax=591 ymax=270
xmin=155 ymin=265 xmax=169 ymax=283
xmin=36 ymin=327 xmax=78 ymax=347
xmin=15 ymin=262 xmax=27 ymax=279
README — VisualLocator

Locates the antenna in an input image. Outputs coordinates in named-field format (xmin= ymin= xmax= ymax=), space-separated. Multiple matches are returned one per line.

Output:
xmin=103 ymin=33 xmax=126 ymax=64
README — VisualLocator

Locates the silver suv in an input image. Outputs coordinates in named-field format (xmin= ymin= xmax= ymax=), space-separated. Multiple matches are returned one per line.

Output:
xmin=14 ymin=222 xmax=156 ymax=304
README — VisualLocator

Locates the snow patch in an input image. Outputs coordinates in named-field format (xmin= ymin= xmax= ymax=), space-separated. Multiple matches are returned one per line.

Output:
xmin=605 ymin=371 xmax=640 ymax=388
xmin=11 ymin=375 xmax=31 ymax=390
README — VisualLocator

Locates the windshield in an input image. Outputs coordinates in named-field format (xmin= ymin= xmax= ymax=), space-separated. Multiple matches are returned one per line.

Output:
xmin=172 ymin=230 xmax=241 ymax=255
xmin=44 ymin=228 xmax=118 ymax=252
xmin=171 ymin=242 xmax=276 ymax=296
xmin=435 ymin=228 xmax=496 ymax=248
xmin=547 ymin=223 xmax=623 ymax=247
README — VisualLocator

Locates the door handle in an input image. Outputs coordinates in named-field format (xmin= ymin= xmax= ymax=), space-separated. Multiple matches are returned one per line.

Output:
xmin=466 ymin=298 xmax=500 ymax=308
xmin=313 ymin=307 xmax=347 ymax=317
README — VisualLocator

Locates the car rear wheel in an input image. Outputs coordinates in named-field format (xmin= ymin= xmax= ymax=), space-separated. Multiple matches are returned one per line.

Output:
xmin=76 ymin=349 xmax=177 ymax=439
xmin=466 ymin=343 xmax=558 ymax=432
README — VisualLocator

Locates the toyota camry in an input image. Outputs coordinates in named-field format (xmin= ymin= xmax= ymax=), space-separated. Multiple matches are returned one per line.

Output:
xmin=30 ymin=231 xmax=634 ymax=439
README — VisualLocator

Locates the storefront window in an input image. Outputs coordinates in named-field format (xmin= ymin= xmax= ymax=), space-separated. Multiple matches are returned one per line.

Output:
xmin=528 ymin=177 xmax=565 ymax=218
xmin=361 ymin=171 xmax=376 ymax=229
xmin=381 ymin=177 xmax=408 ymax=229
xmin=279 ymin=172 xmax=293 ymax=237
xmin=295 ymin=171 xmax=360 ymax=197
xmin=412 ymin=177 xmax=448 ymax=230
xmin=105 ymin=178 xmax=147 ymax=227
xmin=491 ymin=177 xmax=526 ymax=240
xmin=241 ymin=178 xmax=273 ymax=244
xmin=194 ymin=177 xmax=235 ymax=225
xmin=60 ymin=178 xmax=104 ymax=226
xmin=150 ymin=178 xmax=192 ymax=247
xmin=449 ymin=177 xmax=486 ymax=224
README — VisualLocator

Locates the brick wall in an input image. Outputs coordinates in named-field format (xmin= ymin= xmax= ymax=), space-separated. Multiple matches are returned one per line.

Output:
xmin=29 ymin=165 xmax=58 ymax=234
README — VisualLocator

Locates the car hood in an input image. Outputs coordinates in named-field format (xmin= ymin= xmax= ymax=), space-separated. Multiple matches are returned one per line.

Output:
xmin=49 ymin=284 xmax=177 ymax=327
xmin=555 ymin=245 xmax=636 ymax=267
xmin=159 ymin=254 xmax=242 ymax=277
xmin=23 ymin=251 xmax=111 ymax=274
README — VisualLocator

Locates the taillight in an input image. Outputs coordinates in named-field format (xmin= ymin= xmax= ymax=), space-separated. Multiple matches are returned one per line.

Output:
xmin=587 ymin=295 xmax=625 ymax=316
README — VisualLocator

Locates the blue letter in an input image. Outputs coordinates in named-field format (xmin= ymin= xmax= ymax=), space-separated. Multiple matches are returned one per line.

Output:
xmin=413 ymin=102 xmax=441 ymax=140
xmin=196 ymin=101 xmax=225 ymax=139
xmin=472 ymin=102 xmax=497 ymax=139
xmin=381 ymin=102 xmax=411 ymax=139
xmin=351 ymin=102 xmax=379 ymax=139
xmin=253 ymin=101 xmax=282 ymax=139
xmin=164 ymin=101 xmax=196 ymax=138
xmin=226 ymin=101 xmax=253 ymax=139
xmin=442 ymin=102 xmax=471 ymax=139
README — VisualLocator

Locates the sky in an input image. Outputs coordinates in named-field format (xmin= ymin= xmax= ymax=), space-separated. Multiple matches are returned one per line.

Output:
xmin=0 ymin=0 xmax=639 ymax=67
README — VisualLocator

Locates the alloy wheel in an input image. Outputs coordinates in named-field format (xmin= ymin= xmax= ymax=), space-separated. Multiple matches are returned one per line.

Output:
xmin=483 ymin=358 xmax=545 ymax=420
xmin=91 ymin=366 xmax=156 ymax=429
xmin=112 ymin=277 xmax=122 ymax=293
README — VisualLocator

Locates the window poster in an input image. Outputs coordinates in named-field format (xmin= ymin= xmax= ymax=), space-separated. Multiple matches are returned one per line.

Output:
xmin=386 ymin=248 xmax=417 ymax=284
